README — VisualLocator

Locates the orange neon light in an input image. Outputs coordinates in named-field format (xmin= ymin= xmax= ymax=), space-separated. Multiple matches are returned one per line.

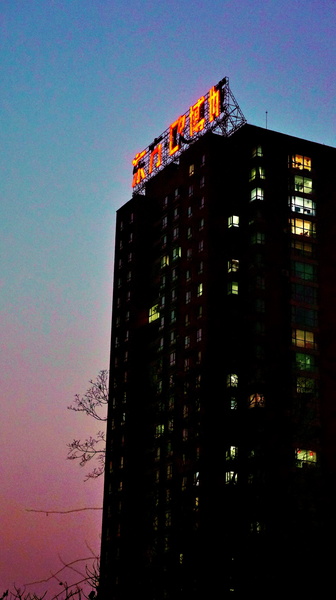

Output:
xmin=132 ymin=150 xmax=147 ymax=168
xmin=132 ymin=150 xmax=147 ymax=188
xmin=208 ymin=86 xmax=220 ymax=122
xmin=189 ymin=96 xmax=205 ymax=136
xmin=169 ymin=115 xmax=186 ymax=156
xmin=149 ymin=144 xmax=162 ymax=173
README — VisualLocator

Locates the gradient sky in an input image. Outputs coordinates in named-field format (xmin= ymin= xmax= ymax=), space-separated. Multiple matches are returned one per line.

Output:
xmin=1 ymin=0 xmax=335 ymax=596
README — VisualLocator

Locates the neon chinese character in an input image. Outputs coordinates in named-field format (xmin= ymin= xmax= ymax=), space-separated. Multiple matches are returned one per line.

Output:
xmin=169 ymin=115 xmax=186 ymax=156
xmin=132 ymin=150 xmax=147 ymax=187
xmin=208 ymin=86 xmax=220 ymax=122
xmin=149 ymin=144 xmax=162 ymax=173
xmin=189 ymin=96 xmax=205 ymax=136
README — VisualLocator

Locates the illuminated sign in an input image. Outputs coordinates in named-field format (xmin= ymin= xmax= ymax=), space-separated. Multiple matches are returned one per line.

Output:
xmin=131 ymin=77 xmax=246 ymax=193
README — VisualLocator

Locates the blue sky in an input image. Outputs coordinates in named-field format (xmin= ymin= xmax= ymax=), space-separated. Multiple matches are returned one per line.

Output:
xmin=0 ymin=0 xmax=335 ymax=595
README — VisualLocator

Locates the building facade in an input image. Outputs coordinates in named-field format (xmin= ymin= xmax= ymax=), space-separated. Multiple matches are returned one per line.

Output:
xmin=99 ymin=90 xmax=336 ymax=597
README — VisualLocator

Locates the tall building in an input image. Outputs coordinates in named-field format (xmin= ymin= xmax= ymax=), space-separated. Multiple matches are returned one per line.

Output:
xmin=99 ymin=78 xmax=336 ymax=598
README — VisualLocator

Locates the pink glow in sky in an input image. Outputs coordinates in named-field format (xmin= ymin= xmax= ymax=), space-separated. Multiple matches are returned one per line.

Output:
xmin=1 ymin=0 xmax=335 ymax=596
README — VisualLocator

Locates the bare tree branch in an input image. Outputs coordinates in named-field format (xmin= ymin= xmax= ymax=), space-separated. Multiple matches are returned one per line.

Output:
xmin=67 ymin=371 xmax=108 ymax=480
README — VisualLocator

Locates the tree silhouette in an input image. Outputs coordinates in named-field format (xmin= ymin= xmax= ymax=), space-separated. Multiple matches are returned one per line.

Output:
xmin=67 ymin=370 xmax=108 ymax=480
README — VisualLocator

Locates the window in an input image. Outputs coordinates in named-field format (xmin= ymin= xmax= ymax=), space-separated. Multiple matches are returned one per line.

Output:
xmin=289 ymin=196 xmax=316 ymax=216
xmin=294 ymin=175 xmax=312 ymax=194
xmin=296 ymin=449 xmax=317 ymax=467
xmin=226 ymin=446 xmax=238 ymax=460
xmin=149 ymin=304 xmax=160 ymax=323
xmin=161 ymin=255 xmax=169 ymax=268
xmin=173 ymin=207 xmax=179 ymax=219
xmin=173 ymin=226 xmax=179 ymax=240
xmin=250 ymin=188 xmax=264 ymax=202
xmin=198 ymin=240 xmax=204 ymax=252
xmin=290 ymin=218 xmax=316 ymax=237
xmin=295 ymin=352 xmax=316 ymax=371
xmin=250 ymin=232 xmax=265 ymax=245
xmin=292 ymin=328 xmax=316 ymax=349
xmin=291 ymin=306 xmax=318 ymax=327
xmin=155 ymin=424 xmax=165 ymax=438
xmin=252 ymin=145 xmax=263 ymax=158
xmin=197 ymin=283 xmax=203 ymax=297
xmin=228 ymin=282 xmax=239 ymax=295
xmin=296 ymin=376 xmax=316 ymax=394
xmin=290 ymin=154 xmax=311 ymax=171
xmin=225 ymin=471 xmax=237 ymax=485
xmin=228 ymin=215 xmax=239 ymax=228
xmin=291 ymin=240 xmax=314 ymax=257
xmin=227 ymin=374 xmax=238 ymax=387
xmin=187 ymin=205 xmax=192 ymax=218
xmin=186 ymin=290 xmax=191 ymax=304
xmin=250 ymin=166 xmax=265 ymax=180
xmin=292 ymin=261 xmax=316 ymax=281
xmin=200 ymin=175 xmax=205 ymax=188
xmin=227 ymin=259 xmax=239 ymax=273
xmin=196 ymin=328 xmax=202 ymax=342
xmin=174 ymin=188 xmax=179 ymax=200
xmin=189 ymin=164 xmax=195 ymax=176
xmin=248 ymin=393 xmax=265 ymax=408
xmin=291 ymin=283 xmax=317 ymax=304
xmin=184 ymin=335 xmax=190 ymax=348
xmin=172 ymin=247 xmax=182 ymax=260
xmin=188 ymin=184 xmax=194 ymax=197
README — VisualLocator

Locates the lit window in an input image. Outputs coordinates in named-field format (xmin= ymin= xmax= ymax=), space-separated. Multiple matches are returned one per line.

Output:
xmin=296 ymin=448 xmax=317 ymax=467
xmin=149 ymin=304 xmax=160 ymax=323
xmin=248 ymin=393 xmax=265 ymax=408
xmin=170 ymin=331 xmax=176 ymax=344
xmin=292 ymin=261 xmax=316 ymax=281
xmin=197 ymin=283 xmax=203 ymax=296
xmin=199 ymin=218 xmax=204 ymax=230
xmin=292 ymin=328 xmax=315 ymax=349
xmin=228 ymin=282 xmax=239 ymax=295
xmin=187 ymin=205 xmax=192 ymax=218
xmin=250 ymin=166 xmax=265 ymax=180
xmin=250 ymin=188 xmax=264 ymax=202
xmin=228 ymin=259 xmax=239 ymax=273
xmin=226 ymin=446 xmax=238 ymax=460
xmin=296 ymin=376 xmax=316 ymax=394
xmin=228 ymin=215 xmax=239 ymax=228
xmin=227 ymin=374 xmax=238 ymax=388
xmin=230 ymin=398 xmax=238 ymax=410
xmin=174 ymin=188 xmax=179 ymax=199
xmin=161 ymin=255 xmax=169 ymax=268
xmin=290 ymin=155 xmax=311 ymax=171
xmin=194 ymin=471 xmax=200 ymax=486
xmin=295 ymin=352 xmax=316 ymax=371
xmin=167 ymin=465 xmax=173 ymax=480
xmin=172 ymin=247 xmax=182 ymax=260
xmin=291 ymin=240 xmax=314 ymax=257
xmin=171 ymin=309 xmax=176 ymax=323
xmin=294 ymin=176 xmax=312 ymax=194
xmin=189 ymin=164 xmax=195 ymax=176
xmin=290 ymin=218 xmax=316 ymax=237
xmin=185 ymin=335 xmax=190 ymax=348
xmin=225 ymin=471 xmax=237 ymax=485
xmin=173 ymin=207 xmax=179 ymax=219
xmin=155 ymin=424 xmax=165 ymax=438
xmin=252 ymin=145 xmax=263 ymax=157
xmin=289 ymin=196 xmax=316 ymax=216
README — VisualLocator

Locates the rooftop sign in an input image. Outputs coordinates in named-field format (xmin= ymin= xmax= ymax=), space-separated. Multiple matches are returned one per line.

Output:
xmin=132 ymin=77 xmax=246 ymax=194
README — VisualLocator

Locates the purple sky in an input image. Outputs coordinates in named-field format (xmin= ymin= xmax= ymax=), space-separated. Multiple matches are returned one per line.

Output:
xmin=1 ymin=0 xmax=335 ymax=596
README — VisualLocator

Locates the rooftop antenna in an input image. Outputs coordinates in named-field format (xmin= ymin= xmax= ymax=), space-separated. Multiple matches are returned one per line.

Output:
xmin=266 ymin=111 xmax=268 ymax=129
